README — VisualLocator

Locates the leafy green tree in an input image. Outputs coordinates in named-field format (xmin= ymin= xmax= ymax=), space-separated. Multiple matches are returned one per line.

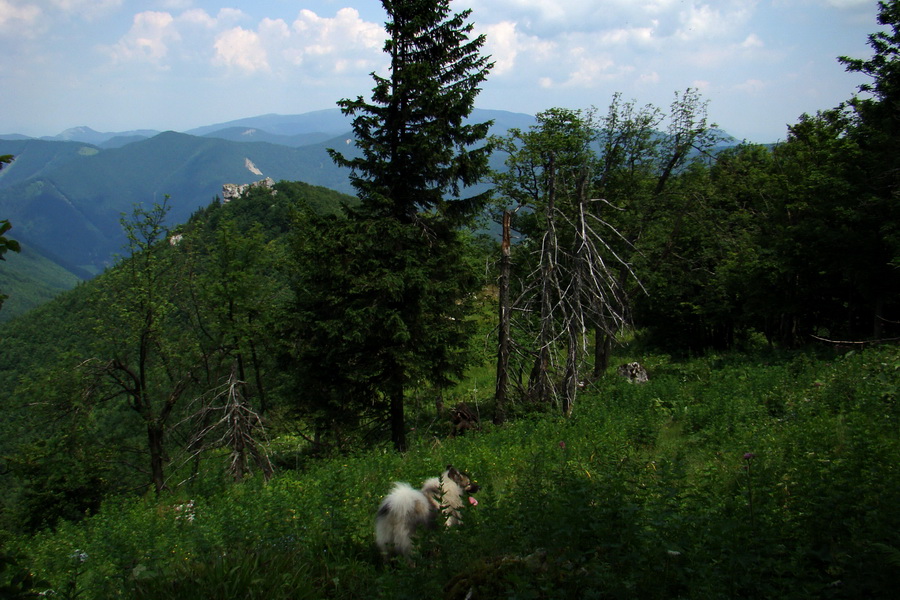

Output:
xmin=703 ymin=3 xmax=900 ymax=347
xmin=602 ymin=89 xmax=734 ymax=350
xmin=837 ymin=0 xmax=900 ymax=334
xmin=652 ymin=88 xmax=720 ymax=196
xmin=591 ymin=94 xmax=661 ymax=369
xmin=182 ymin=217 xmax=283 ymax=412
xmin=90 ymin=200 xmax=196 ymax=493
xmin=294 ymin=0 xmax=494 ymax=451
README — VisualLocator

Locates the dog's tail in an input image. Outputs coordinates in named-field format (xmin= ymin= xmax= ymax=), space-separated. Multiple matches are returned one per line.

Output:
xmin=375 ymin=482 xmax=434 ymax=556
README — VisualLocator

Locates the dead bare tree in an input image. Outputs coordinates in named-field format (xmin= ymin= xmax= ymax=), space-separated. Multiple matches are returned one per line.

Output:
xmin=494 ymin=209 xmax=512 ymax=425
xmin=492 ymin=108 xmax=641 ymax=416
xmin=183 ymin=365 xmax=273 ymax=482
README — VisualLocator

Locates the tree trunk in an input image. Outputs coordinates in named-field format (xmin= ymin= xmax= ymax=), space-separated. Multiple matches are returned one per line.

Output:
xmin=593 ymin=328 xmax=613 ymax=378
xmin=148 ymin=422 xmax=168 ymax=493
xmin=562 ymin=172 xmax=590 ymax=417
xmin=531 ymin=152 xmax=557 ymax=406
xmin=494 ymin=210 xmax=512 ymax=425
xmin=562 ymin=320 xmax=578 ymax=417
xmin=248 ymin=334 xmax=267 ymax=414
xmin=390 ymin=382 xmax=407 ymax=452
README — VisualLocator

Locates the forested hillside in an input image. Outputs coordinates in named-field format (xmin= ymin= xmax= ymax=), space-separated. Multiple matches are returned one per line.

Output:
xmin=1 ymin=1 xmax=899 ymax=598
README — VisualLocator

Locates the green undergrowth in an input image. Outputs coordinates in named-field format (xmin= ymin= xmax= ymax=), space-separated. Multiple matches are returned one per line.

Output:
xmin=8 ymin=346 xmax=900 ymax=599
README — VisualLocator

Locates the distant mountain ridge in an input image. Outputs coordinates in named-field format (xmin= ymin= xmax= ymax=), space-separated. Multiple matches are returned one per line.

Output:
xmin=1 ymin=108 xmax=540 ymax=147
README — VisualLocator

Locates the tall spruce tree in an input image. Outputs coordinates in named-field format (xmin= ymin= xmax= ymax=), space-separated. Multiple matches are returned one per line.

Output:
xmin=298 ymin=0 xmax=493 ymax=452
xmin=329 ymin=0 xmax=493 ymax=224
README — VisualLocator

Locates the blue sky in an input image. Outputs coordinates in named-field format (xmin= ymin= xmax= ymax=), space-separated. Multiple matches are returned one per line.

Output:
xmin=0 ymin=0 xmax=883 ymax=142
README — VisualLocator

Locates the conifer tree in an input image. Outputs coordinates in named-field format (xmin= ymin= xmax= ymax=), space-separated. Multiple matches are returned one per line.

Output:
xmin=329 ymin=0 xmax=493 ymax=224
xmin=297 ymin=0 xmax=493 ymax=451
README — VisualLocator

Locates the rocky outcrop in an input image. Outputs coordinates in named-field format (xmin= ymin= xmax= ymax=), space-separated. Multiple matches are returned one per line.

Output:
xmin=222 ymin=177 xmax=275 ymax=202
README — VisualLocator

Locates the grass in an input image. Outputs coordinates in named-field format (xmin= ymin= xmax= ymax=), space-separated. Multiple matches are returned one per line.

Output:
xmin=7 ymin=345 xmax=900 ymax=598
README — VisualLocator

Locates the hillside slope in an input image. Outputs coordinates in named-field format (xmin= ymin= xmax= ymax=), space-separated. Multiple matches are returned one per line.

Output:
xmin=0 ymin=243 xmax=83 ymax=323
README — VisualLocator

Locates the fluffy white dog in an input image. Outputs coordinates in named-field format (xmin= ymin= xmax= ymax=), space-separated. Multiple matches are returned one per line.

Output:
xmin=375 ymin=465 xmax=479 ymax=557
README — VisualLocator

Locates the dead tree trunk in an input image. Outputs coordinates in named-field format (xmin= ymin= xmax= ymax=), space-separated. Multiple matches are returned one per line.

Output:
xmin=182 ymin=364 xmax=274 ymax=482
xmin=530 ymin=152 xmax=557 ymax=406
xmin=561 ymin=171 xmax=590 ymax=416
xmin=593 ymin=329 xmax=613 ymax=378
xmin=494 ymin=210 xmax=512 ymax=425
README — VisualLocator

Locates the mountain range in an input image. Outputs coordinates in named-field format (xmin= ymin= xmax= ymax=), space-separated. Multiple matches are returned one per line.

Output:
xmin=0 ymin=108 xmax=738 ymax=322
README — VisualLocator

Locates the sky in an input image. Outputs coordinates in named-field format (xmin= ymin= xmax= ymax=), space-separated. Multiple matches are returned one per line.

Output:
xmin=0 ymin=0 xmax=885 ymax=143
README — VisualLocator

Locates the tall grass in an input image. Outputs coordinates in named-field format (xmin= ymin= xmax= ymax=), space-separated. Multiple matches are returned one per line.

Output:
xmin=9 ymin=346 xmax=900 ymax=598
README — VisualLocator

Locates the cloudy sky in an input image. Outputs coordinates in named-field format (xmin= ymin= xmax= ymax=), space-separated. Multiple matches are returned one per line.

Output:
xmin=0 ymin=0 xmax=883 ymax=142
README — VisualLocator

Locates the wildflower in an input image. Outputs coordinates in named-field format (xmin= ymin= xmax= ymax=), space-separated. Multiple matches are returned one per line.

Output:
xmin=174 ymin=500 xmax=196 ymax=522
xmin=743 ymin=452 xmax=756 ymax=461
xmin=559 ymin=441 xmax=566 ymax=450
xmin=71 ymin=549 xmax=89 ymax=563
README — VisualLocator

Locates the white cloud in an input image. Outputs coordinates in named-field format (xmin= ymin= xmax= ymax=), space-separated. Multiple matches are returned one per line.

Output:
xmin=214 ymin=27 xmax=269 ymax=72
xmin=561 ymin=53 xmax=621 ymax=87
xmin=481 ymin=21 xmax=518 ymax=74
xmin=480 ymin=20 xmax=555 ymax=75
xmin=50 ymin=0 xmax=122 ymax=14
xmin=639 ymin=71 xmax=661 ymax=85
xmin=0 ymin=0 xmax=42 ymax=36
xmin=290 ymin=8 xmax=382 ymax=60
xmin=109 ymin=11 xmax=179 ymax=64
xmin=741 ymin=33 xmax=764 ymax=49
xmin=470 ymin=0 xmax=768 ymax=97
xmin=101 ymin=6 xmax=386 ymax=81
xmin=259 ymin=17 xmax=291 ymax=41
xmin=179 ymin=8 xmax=217 ymax=28
xmin=598 ymin=25 xmax=656 ymax=47
xmin=158 ymin=0 xmax=193 ymax=9
xmin=674 ymin=2 xmax=754 ymax=42
xmin=216 ymin=8 xmax=247 ymax=25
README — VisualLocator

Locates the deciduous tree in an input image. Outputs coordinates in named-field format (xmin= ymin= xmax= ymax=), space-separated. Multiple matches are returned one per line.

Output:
xmin=90 ymin=200 xmax=195 ymax=493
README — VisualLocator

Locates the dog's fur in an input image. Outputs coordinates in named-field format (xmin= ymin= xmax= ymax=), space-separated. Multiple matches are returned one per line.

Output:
xmin=375 ymin=465 xmax=479 ymax=556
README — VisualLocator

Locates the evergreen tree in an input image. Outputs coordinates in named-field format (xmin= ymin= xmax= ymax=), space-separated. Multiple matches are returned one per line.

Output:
xmin=329 ymin=0 xmax=493 ymax=224
xmin=296 ymin=0 xmax=494 ymax=451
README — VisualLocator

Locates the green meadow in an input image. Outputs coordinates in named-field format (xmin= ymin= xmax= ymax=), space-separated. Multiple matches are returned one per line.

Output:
xmin=7 ymin=345 xmax=898 ymax=599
